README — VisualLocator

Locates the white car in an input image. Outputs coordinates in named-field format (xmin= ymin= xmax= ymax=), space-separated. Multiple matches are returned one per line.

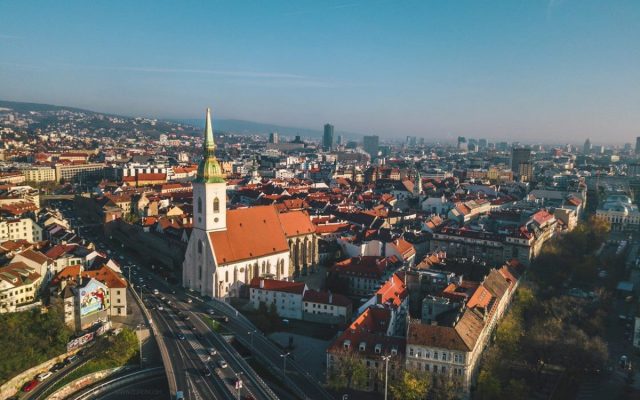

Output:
xmin=37 ymin=371 xmax=52 ymax=381
xmin=218 ymin=360 xmax=228 ymax=369
xmin=186 ymin=298 xmax=193 ymax=304
xmin=157 ymin=306 xmax=164 ymax=311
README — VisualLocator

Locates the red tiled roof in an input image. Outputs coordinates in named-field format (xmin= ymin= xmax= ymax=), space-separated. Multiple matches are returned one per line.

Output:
xmin=249 ymin=278 xmax=306 ymax=294
xmin=303 ymin=289 xmax=352 ymax=307
xmin=209 ymin=205 xmax=289 ymax=265
xmin=278 ymin=211 xmax=315 ymax=237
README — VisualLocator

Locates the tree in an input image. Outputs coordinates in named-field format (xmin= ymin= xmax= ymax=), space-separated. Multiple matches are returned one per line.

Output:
xmin=475 ymin=370 xmax=501 ymax=400
xmin=327 ymin=350 xmax=368 ymax=390
xmin=389 ymin=370 xmax=430 ymax=400
xmin=503 ymin=379 xmax=528 ymax=400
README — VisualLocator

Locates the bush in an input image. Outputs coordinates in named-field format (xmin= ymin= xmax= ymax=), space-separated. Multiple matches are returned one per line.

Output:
xmin=0 ymin=305 xmax=73 ymax=383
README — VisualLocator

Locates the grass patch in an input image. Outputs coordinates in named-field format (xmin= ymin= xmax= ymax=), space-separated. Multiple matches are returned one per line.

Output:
xmin=42 ymin=328 xmax=140 ymax=397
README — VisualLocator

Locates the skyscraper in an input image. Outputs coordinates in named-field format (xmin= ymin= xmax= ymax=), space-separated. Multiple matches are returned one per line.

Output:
xmin=583 ymin=138 xmax=592 ymax=154
xmin=363 ymin=135 xmax=379 ymax=160
xmin=323 ymin=123 xmax=334 ymax=151
xmin=511 ymin=147 xmax=533 ymax=182
xmin=269 ymin=132 xmax=279 ymax=144
xmin=635 ymin=137 xmax=640 ymax=155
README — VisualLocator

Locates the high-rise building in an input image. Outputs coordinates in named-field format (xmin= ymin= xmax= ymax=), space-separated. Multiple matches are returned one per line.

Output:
xmin=457 ymin=136 xmax=468 ymax=151
xmin=583 ymin=138 xmax=592 ymax=154
xmin=635 ymin=137 xmax=640 ymax=155
xmin=511 ymin=147 xmax=532 ymax=182
xmin=269 ymin=132 xmax=279 ymax=144
xmin=323 ymin=124 xmax=334 ymax=151
xmin=478 ymin=138 xmax=487 ymax=149
xmin=363 ymin=135 xmax=379 ymax=160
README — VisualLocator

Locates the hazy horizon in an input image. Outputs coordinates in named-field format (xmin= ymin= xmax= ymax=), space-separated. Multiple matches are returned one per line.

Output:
xmin=1 ymin=0 xmax=639 ymax=143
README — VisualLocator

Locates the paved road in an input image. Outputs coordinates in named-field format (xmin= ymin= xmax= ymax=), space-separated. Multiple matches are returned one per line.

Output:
xmin=94 ymin=374 xmax=169 ymax=400
xmin=144 ymin=278 xmax=278 ymax=400
xmin=204 ymin=298 xmax=335 ymax=400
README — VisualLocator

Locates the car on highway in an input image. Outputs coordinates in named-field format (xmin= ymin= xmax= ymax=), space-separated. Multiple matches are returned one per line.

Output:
xmin=186 ymin=298 xmax=193 ymax=303
xmin=157 ymin=305 xmax=164 ymax=311
xmin=22 ymin=379 xmax=39 ymax=392
xmin=208 ymin=348 xmax=217 ymax=356
xmin=50 ymin=362 xmax=65 ymax=372
xmin=201 ymin=368 xmax=211 ymax=377
xmin=177 ymin=333 xmax=186 ymax=340
xmin=207 ymin=309 xmax=215 ymax=315
xmin=153 ymin=289 xmax=159 ymax=295
xmin=36 ymin=371 xmax=52 ymax=381
xmin=218 ymin=360 xmax=228 ymax=369
xmin=64 ymin=354 xmax=78 ymax=364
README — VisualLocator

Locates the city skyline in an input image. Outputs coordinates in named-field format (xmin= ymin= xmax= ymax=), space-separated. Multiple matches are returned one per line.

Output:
xmin=1 ymin=0 xmax=639 ymax=142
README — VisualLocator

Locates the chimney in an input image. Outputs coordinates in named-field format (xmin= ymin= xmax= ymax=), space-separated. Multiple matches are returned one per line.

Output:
xmin=260 ymin=279 xmax=264 ymax=289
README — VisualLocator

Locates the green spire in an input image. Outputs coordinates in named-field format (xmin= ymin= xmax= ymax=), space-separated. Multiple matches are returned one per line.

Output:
xmin=196 ymin=108 xmax=225 ymax=183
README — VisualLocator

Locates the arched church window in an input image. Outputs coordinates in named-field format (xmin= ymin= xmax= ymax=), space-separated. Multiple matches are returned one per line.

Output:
xmin=197 ymin=197 xmax=202 ymax=214
xmin=213 ymin=197 xmax=220 ymax=213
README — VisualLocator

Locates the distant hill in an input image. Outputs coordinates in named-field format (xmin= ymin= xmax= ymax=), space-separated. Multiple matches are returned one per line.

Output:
xmin=0 ymin=100 xmax=99 ymax=114
xmin=0 ymin=99 xmax=363 ymax=141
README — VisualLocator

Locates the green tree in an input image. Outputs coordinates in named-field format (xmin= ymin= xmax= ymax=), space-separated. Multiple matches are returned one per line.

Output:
xmin=389 ymin=370 xmax=430 ymax=400
xmin=476 ymin=370 xmax=501 ymax=400
xmin=327 ymin=350 xmax=369 ymax=390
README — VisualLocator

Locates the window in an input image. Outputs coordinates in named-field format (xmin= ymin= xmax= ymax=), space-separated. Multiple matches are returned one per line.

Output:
xmin=433 ymin=352 xmax=438 ymax=360
xmin=197 ymin=197 xmax=202 ymax=214
xmin=198 ymin=240 xmax=203 ymax=254
xmin=213 ymin=197 xmax=220 ymax=213
xmin=409 ymin=347 xmax=414 ymax=356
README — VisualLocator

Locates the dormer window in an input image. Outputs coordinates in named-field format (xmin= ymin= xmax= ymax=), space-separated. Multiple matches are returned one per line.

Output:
xmin=343 ymin=340 xmax=351 ymax=350
xmin=374 ymin=344 xmax=382 ymax=354
xmin=359 ymin=342 xmax=366 ymax=352
xmin=391 ymin=346 xmax=398 ymax=356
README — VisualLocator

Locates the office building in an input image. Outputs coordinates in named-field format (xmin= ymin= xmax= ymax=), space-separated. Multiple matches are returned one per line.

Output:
xmin=323 ymin=124 xmax=334 ymax=151
xmin=268 ymin=132 xmax=279 ymax=144
xmin=583 ymin=138 xmax=592 ymax=154
xmin=363 ymin=135 xmax=379 ymax=160
xmin=511 ymin=147 xmax=532 ymax=181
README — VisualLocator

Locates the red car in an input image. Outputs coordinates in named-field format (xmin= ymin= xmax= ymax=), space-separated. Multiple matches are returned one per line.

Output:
xmin=22 ymin=379 xmax=39 ymax=392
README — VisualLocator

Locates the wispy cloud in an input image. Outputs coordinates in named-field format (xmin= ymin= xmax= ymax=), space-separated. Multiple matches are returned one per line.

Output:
xmin=0 ymin=34 xmax=21 ymax=40
xmin=54 ymin=63 xmax=309 ymax=80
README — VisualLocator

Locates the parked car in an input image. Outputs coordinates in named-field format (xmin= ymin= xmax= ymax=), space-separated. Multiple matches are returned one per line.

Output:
xmin=218 ymin=360 xmax=228 ymax=369
xmin=22 ymin=379 xmax=39 ymax=392
xmin=37 ymin=371 xmax=52 ymax=381
xmin=50 ymin=362 xmax=64 ymax=372
xmin=65 ymin=354 xmax=78 ymax=364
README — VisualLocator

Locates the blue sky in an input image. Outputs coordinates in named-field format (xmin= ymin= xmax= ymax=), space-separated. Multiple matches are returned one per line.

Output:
xmin=1 ymin=0 xmax=639 ymax=142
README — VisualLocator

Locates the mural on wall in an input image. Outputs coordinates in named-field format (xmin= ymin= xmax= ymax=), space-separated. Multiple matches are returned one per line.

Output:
xmin=79 ymin=279 xmax=107 ymax=317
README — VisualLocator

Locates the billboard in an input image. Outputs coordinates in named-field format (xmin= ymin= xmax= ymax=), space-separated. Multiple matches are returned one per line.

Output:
xmin=79 ymin=279 xmax=108 ymax=317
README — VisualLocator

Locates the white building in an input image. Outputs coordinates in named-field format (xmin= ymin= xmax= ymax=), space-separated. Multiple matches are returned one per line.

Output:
xmin=249 ymin=278 xmax=306 ymax=320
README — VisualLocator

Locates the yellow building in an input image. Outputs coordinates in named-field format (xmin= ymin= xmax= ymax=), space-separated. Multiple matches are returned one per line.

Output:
xmin=22 ymin=166 xmax=57 ymax=183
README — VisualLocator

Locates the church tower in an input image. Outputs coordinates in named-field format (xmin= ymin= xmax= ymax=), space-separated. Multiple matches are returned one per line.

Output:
xmin=193 ymin=108 xmax=226 ymax=232
xmin=183 ymin=108 xmax=226 ymax=297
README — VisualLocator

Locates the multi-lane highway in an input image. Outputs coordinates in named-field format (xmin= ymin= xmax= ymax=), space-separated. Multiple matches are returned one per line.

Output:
xmin=141 ymin=278 xmax=278 ymax=400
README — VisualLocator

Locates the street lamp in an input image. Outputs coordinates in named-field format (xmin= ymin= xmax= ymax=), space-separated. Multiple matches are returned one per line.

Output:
xmin=381 ymin=355 xmax=391 ymax=400
xmin=280 ymin=352 xmax=290 ymax=377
